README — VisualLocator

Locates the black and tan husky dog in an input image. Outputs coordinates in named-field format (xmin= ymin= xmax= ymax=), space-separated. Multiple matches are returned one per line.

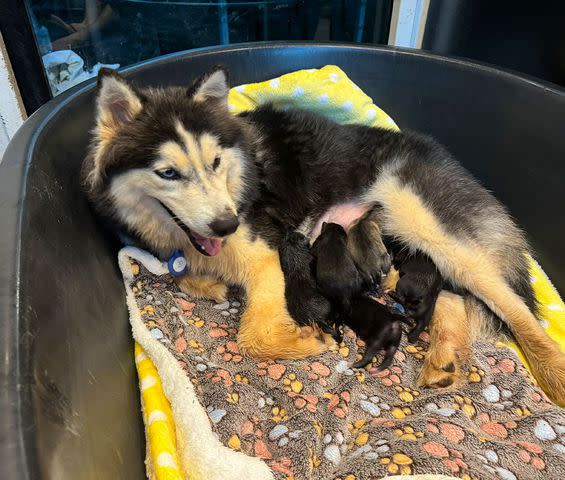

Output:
xmin=82 ymin=66 xmax=565 ymax=405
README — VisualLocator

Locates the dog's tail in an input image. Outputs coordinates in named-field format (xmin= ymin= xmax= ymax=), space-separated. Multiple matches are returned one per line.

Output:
xmin=451 ymin=261 xmax=565 ymax=405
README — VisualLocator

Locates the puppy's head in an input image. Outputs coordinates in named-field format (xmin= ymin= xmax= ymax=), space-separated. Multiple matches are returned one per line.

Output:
xmin=320 ymin=222 xmax=347 ymax=241
xmin=84 ymin=66 xmax=254 ymax=256
xmin=395 ymin=275 xmax=429 ymax=317
xmin=312 ymin=222 xmax=348 ymax=259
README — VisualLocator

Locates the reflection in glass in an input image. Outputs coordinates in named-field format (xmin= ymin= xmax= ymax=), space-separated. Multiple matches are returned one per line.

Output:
xmin=26 ymin=0 xmax=390 ymax=95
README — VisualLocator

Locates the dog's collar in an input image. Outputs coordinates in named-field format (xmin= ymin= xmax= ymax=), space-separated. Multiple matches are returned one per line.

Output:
xmin=167 ymin=249 xmax=189 ymax=276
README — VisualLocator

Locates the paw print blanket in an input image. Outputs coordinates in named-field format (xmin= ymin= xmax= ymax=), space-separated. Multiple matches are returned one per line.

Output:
xmin=122 ymin=246 xmax=565 ymax=480
xmin=120 ymin=67 xmax=565 ymax=480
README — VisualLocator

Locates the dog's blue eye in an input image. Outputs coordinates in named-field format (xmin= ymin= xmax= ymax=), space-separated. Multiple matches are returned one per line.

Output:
xmin=156 ymin=168 xmax=180 ymax=180
xmin=212 ymin=156 xmax=221 ymax=171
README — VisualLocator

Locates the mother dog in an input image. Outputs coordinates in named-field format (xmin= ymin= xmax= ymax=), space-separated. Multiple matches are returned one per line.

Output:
xmin=83 ymin=66 xmax=565 ymax=405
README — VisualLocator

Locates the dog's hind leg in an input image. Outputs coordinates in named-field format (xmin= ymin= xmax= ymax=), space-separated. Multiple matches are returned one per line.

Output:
xmin=175 ymin=275 xmax=228 ymax=303
xmin=236 ymin=246 xmax=334 ymax=359
xmin=417 ymin=291 xmax=470 ymax=389
xmin=371 ymin=173 xmax=565 ymax=405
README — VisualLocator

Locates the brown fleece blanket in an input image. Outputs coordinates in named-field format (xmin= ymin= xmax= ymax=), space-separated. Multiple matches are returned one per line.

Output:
xmin=129 ymin=257 xmax=565 ymax=480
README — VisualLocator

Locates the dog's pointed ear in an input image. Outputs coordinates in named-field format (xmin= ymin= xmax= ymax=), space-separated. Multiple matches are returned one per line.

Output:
xmin=321 ymin=221 xmax=328 ymax=232
xmin=188 ymin=66 xmax=229 ymax=104
xmin=96 ymin=69 xmax=142 ymax=140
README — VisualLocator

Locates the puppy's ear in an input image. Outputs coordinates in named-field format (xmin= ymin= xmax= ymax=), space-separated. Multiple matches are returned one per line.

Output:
xmin=321 ymin=222 xmax=329 ymax=232
xmin=95 ymin=69 xmax=142 ymax=143
xmin=188 ymin=65 xmax=229 ymax=104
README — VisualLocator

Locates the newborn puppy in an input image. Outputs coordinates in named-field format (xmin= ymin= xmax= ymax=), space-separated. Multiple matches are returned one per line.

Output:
xmin=393 ymin=252 xmax=443 ymax=343
xmin=347 ymin=207 xmax=392 ymax=286
xmin=348 ymin=295 xmax=410 ymax=370
xmin=311 ymin=222 xmax=363 ymax=317
xmin=278 ymin=231 xmax=338 ymax=338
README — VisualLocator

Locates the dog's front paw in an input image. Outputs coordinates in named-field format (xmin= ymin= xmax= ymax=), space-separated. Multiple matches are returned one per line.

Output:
xmin=320 ymin=331 xmax=338 ymax=350
xmin=175 ymin=275 xmax=228 ymax=303
xmin=300 ymin=326 xmax=338 ymax=350
xmin=206 ymin=282 xmax=229 ymax=303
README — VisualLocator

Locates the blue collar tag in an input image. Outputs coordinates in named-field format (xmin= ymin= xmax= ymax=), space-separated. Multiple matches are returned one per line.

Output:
xmin=167 ymin=249 xmax=188 ymax=276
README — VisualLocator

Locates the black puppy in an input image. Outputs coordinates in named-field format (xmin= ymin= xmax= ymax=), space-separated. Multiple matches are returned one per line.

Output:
xmin=393 ymin=252 xmax=443 ymax=343
xmin=278 ymin=231 xmax=338 ymax=338
xmin=348 ymin=295 xmax=411 ymax=370
xmin=312 ymin=222 xmax=408 ymax=369
xmin=311 ymin=222 xmax=363 ymax=318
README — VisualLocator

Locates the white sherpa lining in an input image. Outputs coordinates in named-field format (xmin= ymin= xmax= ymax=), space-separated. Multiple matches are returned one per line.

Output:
xmin=119 ymin=247 xmax=274 ymax=480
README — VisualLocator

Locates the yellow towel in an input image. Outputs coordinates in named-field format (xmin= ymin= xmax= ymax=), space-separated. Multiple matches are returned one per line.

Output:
xmin=135 ymin=66 xmax=565 ymax=480
xmin=136 ymin=343 xmax=183 ymax=480
xmin=228 ymin=65 xmax=399 ymax=131
xmin=508 ymin=258 xmax=565 ymax=367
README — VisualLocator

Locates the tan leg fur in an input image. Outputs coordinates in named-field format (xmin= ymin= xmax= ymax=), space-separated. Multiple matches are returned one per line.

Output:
xmin=175 ymin=275 xmax=229 ymax=303
xmin=417 ymin=291 xmax=470 ymax=389
xmin=236 ymin=246 xmax=334 ymax=359
xmin=177 ymin=224 xmax=333 ymax=360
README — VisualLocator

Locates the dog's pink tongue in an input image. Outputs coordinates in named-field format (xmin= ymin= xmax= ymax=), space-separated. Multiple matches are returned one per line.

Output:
xmin=202 ymin=238 xmax=222 ymax=256
xmin=193 ymin=232 xmax=222 ymax=256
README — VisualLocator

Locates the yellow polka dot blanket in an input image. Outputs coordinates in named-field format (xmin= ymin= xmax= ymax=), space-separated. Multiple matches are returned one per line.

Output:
xmin=120 ymin=66 xmax=565 ymax=480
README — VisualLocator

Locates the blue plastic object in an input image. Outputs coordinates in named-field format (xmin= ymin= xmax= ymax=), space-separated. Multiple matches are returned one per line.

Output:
xmin=392 ymin=302 xmax=405 ymax=314
xmin=167 ymin=249 xmax=189 ymax=276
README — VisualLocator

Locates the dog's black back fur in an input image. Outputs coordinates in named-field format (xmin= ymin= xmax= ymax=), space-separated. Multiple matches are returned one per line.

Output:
xmin=242 ymin=106 xmax=397 ymax=245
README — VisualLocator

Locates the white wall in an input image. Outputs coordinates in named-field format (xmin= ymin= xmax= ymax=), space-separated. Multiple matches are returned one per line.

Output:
xmin=0 ymin=32 xmax=26 ymax=161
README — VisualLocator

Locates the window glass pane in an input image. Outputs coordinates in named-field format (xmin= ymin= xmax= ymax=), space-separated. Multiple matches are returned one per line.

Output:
xmin=26 ymin=0 xmax=391 ymax=96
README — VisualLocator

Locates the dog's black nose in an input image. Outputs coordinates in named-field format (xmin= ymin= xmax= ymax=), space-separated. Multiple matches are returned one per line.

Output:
xmin=209 ymin=214 xmax=239 ymax=237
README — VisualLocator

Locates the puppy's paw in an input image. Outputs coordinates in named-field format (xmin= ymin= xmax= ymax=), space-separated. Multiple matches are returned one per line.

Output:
xmin=377 ymin=252 xmax=392 ymax=275
xmin=408 ymin=328 xmax=424 ymax=344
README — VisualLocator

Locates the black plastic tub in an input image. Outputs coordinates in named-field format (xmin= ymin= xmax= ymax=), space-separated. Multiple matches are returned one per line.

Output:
xmin=1 ymin=43 xmax=565 ymax=479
